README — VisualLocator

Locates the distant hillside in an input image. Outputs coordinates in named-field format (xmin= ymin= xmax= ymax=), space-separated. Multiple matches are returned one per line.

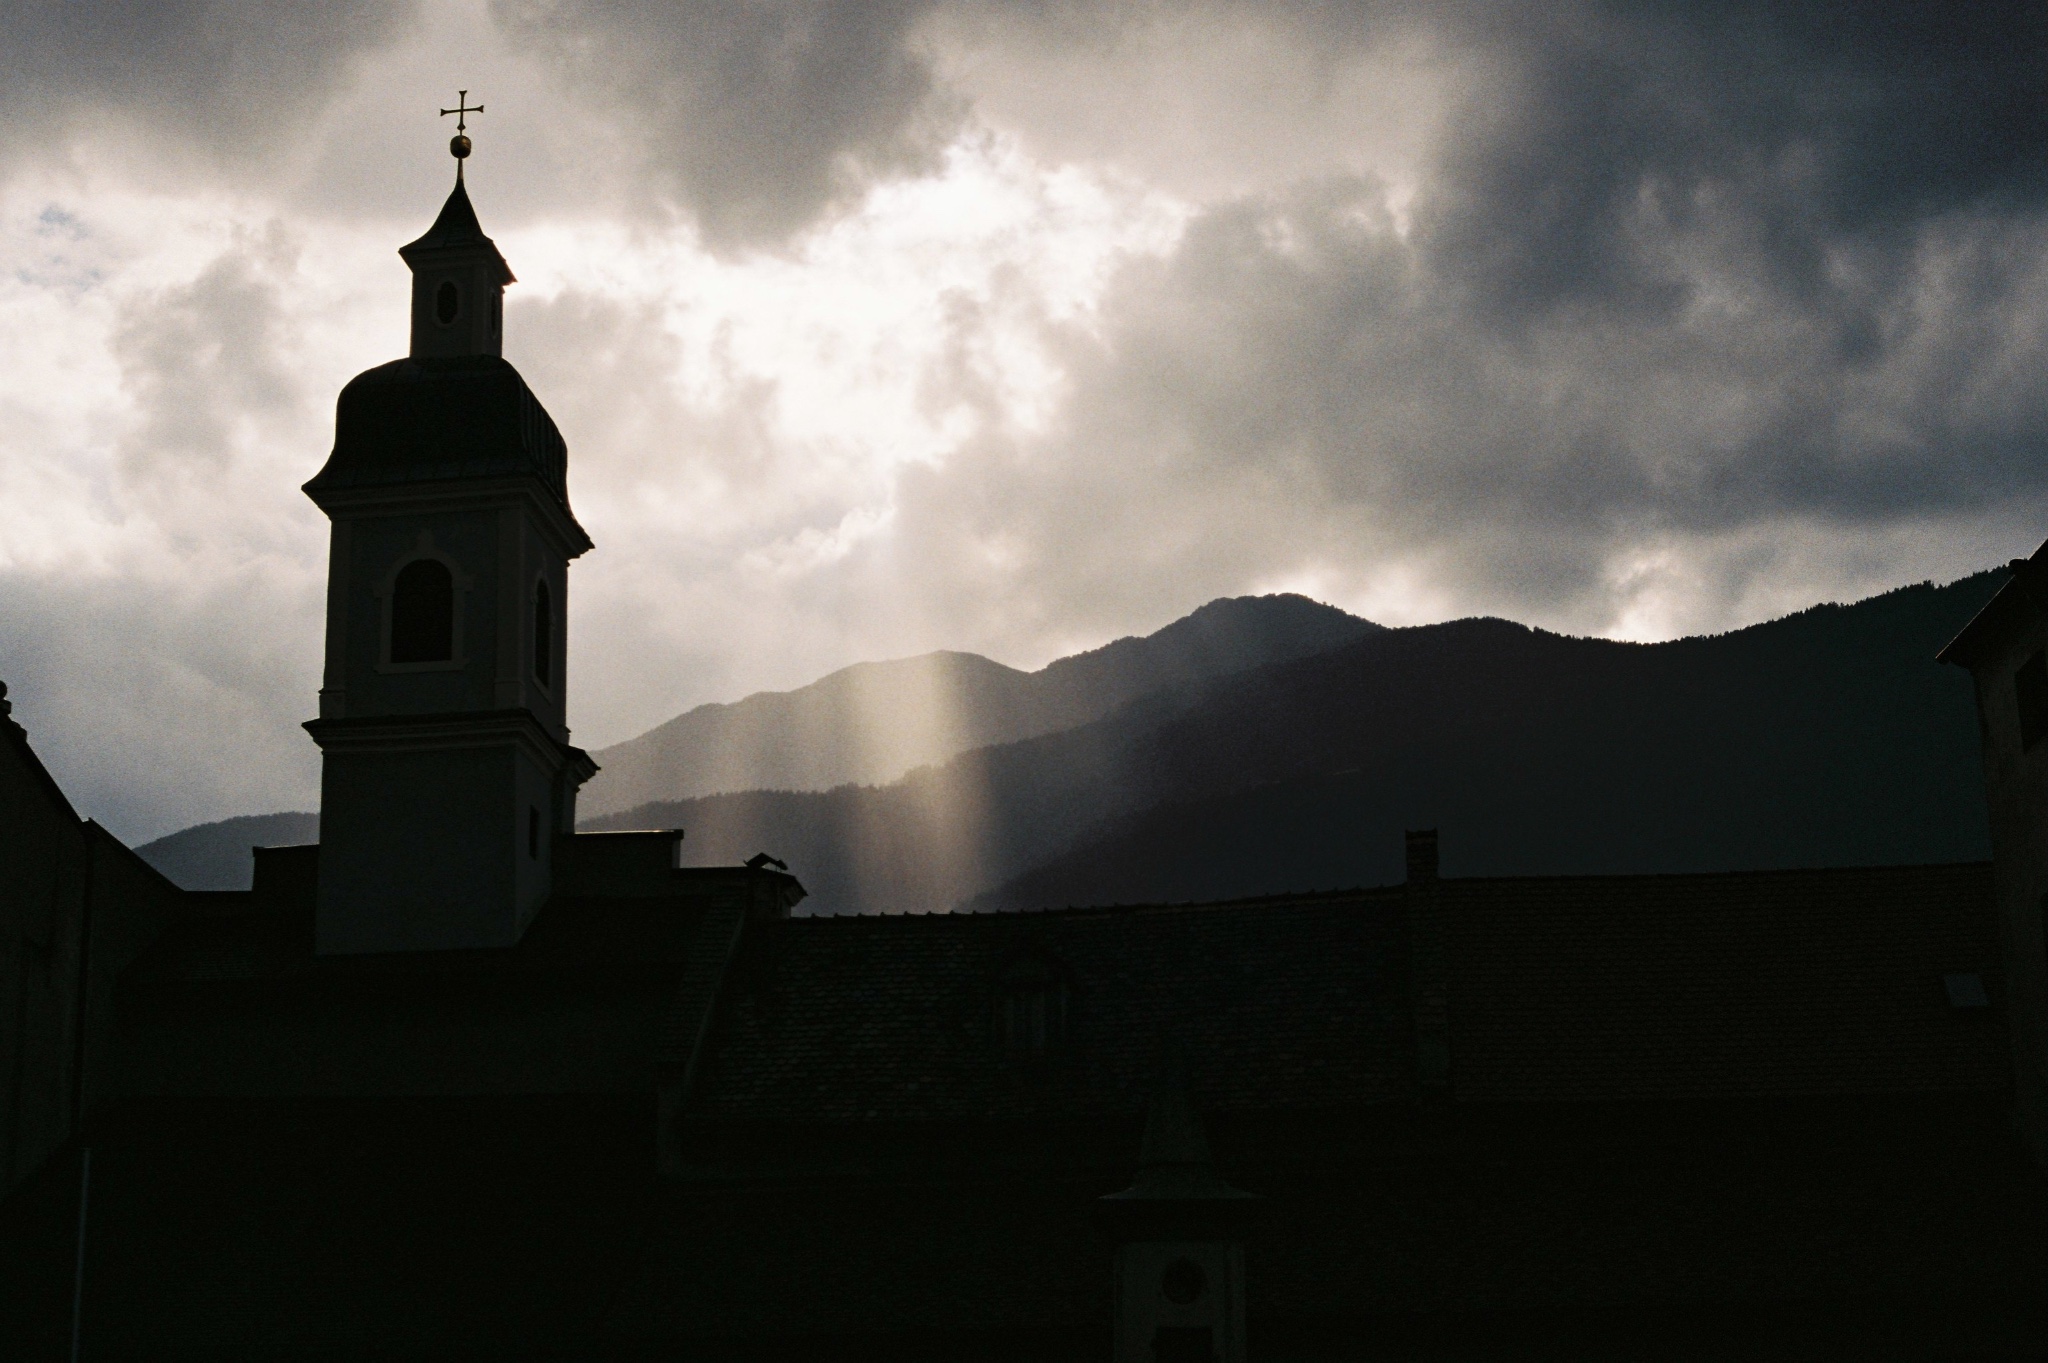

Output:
xmin=591 ymin=572 xmax=2005 ymax=914
xmin=134 ymin=811 xmax=319 ymax=891
xmin=579 ymin=594 xmax=1379 ymax=817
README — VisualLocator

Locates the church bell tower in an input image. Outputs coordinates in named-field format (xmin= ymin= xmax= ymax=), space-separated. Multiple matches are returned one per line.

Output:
xmin=302 ymin=106 xmax=596 ymax=954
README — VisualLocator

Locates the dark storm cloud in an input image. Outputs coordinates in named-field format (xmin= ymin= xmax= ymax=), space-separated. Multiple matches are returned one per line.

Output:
xmin=472 ymin=0 xmax=2048 ymax=642
xmin=1373 ymin=0 xmax=2048 ymax=544
xmin=491 ymin=0 xmax=958 ymax=248
xmin=0 ymin=1 xmax=420 ymax=164
xmin=1415 ymin=1 xmax=2048 ymax=322
xmin=482 ymin=0 xmax=2048 ymax=263
xmin=887 ymin=184 xmax=2048 ymax=637
xmin=890 ymin=0 xmax=2048 ymax=628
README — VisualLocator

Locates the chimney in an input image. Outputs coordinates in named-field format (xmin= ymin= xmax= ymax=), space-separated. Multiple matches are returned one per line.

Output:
xmin=1405 ymin=828 xmax=1439 ymax=885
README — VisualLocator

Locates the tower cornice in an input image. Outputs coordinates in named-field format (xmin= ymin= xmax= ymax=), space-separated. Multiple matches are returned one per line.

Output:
xmin=305 ymin=708 xmax=594 ymax=781
xmin=304 ymin=474 xmax=593 ymax=561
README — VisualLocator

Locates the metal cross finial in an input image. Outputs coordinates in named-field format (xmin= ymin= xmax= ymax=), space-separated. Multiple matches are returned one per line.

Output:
xmin=440 ymin=90 xmax=483 ymax=179
xmin=440 ymin=90 xmax=483 ymax=133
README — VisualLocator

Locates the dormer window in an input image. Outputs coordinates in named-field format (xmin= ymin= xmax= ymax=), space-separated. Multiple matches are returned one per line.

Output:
xmin=995 ymin=953 xmax=1070 ymax=1063
xmin=390 ymin=559 xmax=455 ymax=663
xmin=435 ymin=279 xmax=460 ymax=325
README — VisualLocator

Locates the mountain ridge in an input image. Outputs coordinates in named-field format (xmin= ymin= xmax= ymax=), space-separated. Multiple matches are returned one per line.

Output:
xmin=590 ymin=570 xmax=2005 ymax=913
xmin=578 ymin=592 xmax=1379 ymax=816
xmin=133 ymin=572 xmax=2004 ymax=900
xmin=134 ymin=811 xmax=321 ymax=891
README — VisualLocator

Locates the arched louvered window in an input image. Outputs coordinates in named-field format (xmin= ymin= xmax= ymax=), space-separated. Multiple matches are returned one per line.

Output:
xmin=390 ymin=559 xmax=455 ymax=663
xmin=435 ymin=279 xmax=460 ymax=325
xmin=533 ymin=579 xmax=552 ymax=686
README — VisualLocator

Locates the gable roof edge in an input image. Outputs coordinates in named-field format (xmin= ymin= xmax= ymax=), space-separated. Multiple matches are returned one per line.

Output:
xmin=1938 ymin=550 xmax=2041 ymax=668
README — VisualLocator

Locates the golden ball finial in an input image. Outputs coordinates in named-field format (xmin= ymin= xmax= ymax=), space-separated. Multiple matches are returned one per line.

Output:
xmin=439 ymin=91 xmax=483 ymax=175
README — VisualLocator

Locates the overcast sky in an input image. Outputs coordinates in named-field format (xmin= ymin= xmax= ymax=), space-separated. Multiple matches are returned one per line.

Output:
xmin=2 ymin=0 xmax=2045 ymax=844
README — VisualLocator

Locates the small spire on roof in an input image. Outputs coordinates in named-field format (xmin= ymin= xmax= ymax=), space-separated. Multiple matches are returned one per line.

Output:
xmin=1103 ymin=1065 xmax=1256 ymax=1206
xmin=440 ymin=89 xmax=483 ymax=183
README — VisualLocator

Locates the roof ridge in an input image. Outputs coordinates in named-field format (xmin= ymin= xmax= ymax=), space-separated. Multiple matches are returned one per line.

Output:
xmin=786 ymin=860 xmax=1994 ymax=923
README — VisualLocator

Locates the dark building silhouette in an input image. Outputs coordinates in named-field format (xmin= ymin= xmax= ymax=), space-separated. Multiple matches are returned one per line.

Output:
xmin=1938 ymin=544 xmax=2048 ymax=1170
xmin=0 ymin=682 xmax=181 ymax=1206
xmin=3 ymin=156 xmax=2046 ymax=1360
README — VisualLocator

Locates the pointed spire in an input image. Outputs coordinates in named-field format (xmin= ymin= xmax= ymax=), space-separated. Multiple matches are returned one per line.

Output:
xmin=400 ymin=179 xmax=508 ymax=272
xmin=1103 ymin=1070 xmax=1256 ymax=1205
xmin=398 ymin=163 xmax=513 ymax=359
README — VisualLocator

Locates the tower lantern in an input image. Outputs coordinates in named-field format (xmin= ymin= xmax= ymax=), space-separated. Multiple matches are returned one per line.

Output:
xmin=400 ymin=94 xmax=510 ymax=361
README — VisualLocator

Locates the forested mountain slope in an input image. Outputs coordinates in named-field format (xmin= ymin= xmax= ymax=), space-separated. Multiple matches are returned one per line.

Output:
xmin=591 ymin=572 xmax=2004 ymax=914
xmin=134 ymin=811 xmax=321 ymax=891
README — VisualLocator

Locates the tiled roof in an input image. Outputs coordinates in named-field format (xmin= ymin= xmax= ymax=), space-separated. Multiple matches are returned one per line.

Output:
xmin=690 ymin=892 xmax=1416 ymax=1126
xmin=1442 ymin=862 xmax=2006 ymax=1101
xmin=686 ymin=862 xmax=2007 ymax=1128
